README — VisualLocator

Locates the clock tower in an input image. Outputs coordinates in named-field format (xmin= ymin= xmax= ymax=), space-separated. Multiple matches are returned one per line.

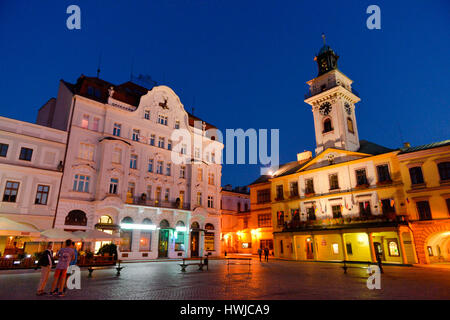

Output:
xmin=304 ymin=39 xmax=361 ymax=155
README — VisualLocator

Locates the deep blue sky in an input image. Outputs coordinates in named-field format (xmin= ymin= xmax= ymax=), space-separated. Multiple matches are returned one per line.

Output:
xmin=1 ymin=1 xmax=449 ymax=187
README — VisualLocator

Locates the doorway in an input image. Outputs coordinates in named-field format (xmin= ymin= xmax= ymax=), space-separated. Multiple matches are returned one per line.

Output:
xmin=373 ymin=242 xmax=385 ymax=261
xmin=190 ymin=231 xmax=199 ymax=257
xmin=306 ymin=238 xmax=314 ymax=259
xmin=158 ymin=229 xmax=169 ymax=258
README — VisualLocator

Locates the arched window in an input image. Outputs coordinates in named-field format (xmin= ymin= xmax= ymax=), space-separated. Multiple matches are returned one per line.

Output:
xmin=140 ymin=218 xmax=152 ymax=252
xmin=204 ymin=223 xmax=215 ymax=252
xmin=159 ymin=219 xmax=170 ymax=229
xmin=65 ymin=210 xmax=87 ymax=226
xmin=191 ymin=221 xmax=200 ymax=229
xmin=120 ymin=217 xmax=133 ymax=252
xmin=438 ymin=162 xmax=450 ymax=181
xmin=98 ymin=215 xmax=113 ymax=224
xmin=323 ymin=118 xmax=333 ymax=133
xmin=388 ymin=240 xmax=400 ymax=257
xmin=347 ymin=117 xmax=354 ymax=133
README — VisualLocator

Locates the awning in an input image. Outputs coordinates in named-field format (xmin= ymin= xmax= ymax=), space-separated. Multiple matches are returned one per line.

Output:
xmin=72 ymin=229 xmax=121 ymax=241
xmin=0 ymin=217 xmax=41 ymax=237
xmin=35 ymin=228 xmax=82 ymax=242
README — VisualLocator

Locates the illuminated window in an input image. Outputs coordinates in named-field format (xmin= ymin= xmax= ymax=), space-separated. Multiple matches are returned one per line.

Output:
xmin=139 ymin=218 xmax=152 ymax=252
xmin=197 ymin=168 xmax=203 ymax=181
xmin=120 ymin=217 xmax=133 ymax=252
xmin=388 ymin=240 xmax=400 ymax=257
xmin=332 ymin=243 xmax=339 ymax=254
xmin=347 ymin=117 xmax=354 ymax=133
xmin=81 ymin=115 xmax=89 ymax=129
xmin=197 ymin=192 xmax=202 ymax=206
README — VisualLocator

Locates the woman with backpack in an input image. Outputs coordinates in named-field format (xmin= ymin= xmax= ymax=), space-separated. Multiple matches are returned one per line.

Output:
xmin=36 ymin=243 xmax=54 ymax=296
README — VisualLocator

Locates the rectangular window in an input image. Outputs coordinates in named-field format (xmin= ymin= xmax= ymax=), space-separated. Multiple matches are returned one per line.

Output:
xmin=130 ymin=154 xmax=137 ymax=169
xmin=166 ymin=163 xmax=171 ymax=176
xmin=329 ymin=174 xmax=339 ymax=190
xmin=387 ymin=239 xmax=400 ymax=257
xmin=158 ymin=115 xmax=168 ymax=125
xmin=307 ymin=207 xmax=316 ymax=220
xmin=416 ymin=201 xmax=432 ymax=220
xmin=194 ymin=147 xmax=201 ymax=159
xmin=158 ymin=137 xmax=165 ymax=149
xmin=144 ymin=110 xmax=150 ymax=120
xmin=276 ymin=185 xmax=284 ymax=200
xmin=277 ymin=211 xmax=284 ymax=226
xmin=128 ymin=182 xmax=135 ymax=197
xmin=156 ymin=187 xmax=161 ymax=201
xmin=359 ymin=201 xmax=371 ymax=218
xmin=280 ymin=240 xmax=284 ymax=254
xmin=181 ymin=144 xmax=187 ymax=155
xmin=113 ymin=123 xmax=121 ymax=137
xmin=73 ymin=175 xmax=89 ymax=193
xmin=197 ymin=192 xmax=202 ymax=206
xmin=260 ymin=239 xmax=273 ymax=250
xmin=81 ymin=115 xmax=89 ymax=129
xmin=140 ymin=231 xmax=151 ymax=251
xmin=409 ymin=167 xmax=424 ymax=185
xmin=438 ymin=162 xmax=450 ymax=181
xmin=197 ymin=168 xmax=203 ymax=181
xmin=79 ymin=143 xmax=94 ymax=161
xmin=332 ymin=205 xmax=342 ymax=218
xmin=109 ymin=178 xmax=118 ymax=194
xmin=180 ymin=166 xmax=186 ymax=179
xmin=381 ymin=199 xmax=396 ymax=215
xmin=289 ymin=181 xmax=299 ymax=197
xmin=164 ymin=188 xmax=170 ymax=201
xmin=346 ymin=243 xmax=353 ymax=255
xmin=93 ymin=118 xmax=100 ymax=131
xmin=208 ymin=172 xmax=215 ymax=185
xmin=355 ymin=169 xmax=368 ymax=186
xmin=19 ymin=147 xmax=33 ymax=161
xmin=174 ymin=120 xmax=180 ymax=129
xmin=258 ymin=214 xmax=272 ymax=227
xmin=35 ymin=185 xmax=50 ymax=205
xmin=305 ymin=178 xmax=314 ymax=194
xmin=211 ymin=152 xmax=216 ymax=163
xmin=168 ymin=140 xmax=172 ymax=151
xmin=0 ymin=143 xmax=9 ymax=157
xmin=157 ymin=161 xmax=163 ymax=174
xmin=207 ymin=196 xmax=214 ymax=208
xmin=147 ymin=185 xmax=152 ymax=199
xmin=148 ymin=159 xmax=153 ymax=173
xmin=3 ymin=181 xmax=19 ymax=202
xmin=132 ymin=129 xmax=140 ymax=142
xmin=257 ymin=189 xmax=271 ymax=203
xmin=377 ymin=164 xmax=391 ymax=183
xmin=150 ymin=134 xmax=155 ymax=146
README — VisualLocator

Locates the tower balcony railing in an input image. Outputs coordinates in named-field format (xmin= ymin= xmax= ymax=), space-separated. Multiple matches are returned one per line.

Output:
xmin=304 ymin=83 xmax=360 ymax=99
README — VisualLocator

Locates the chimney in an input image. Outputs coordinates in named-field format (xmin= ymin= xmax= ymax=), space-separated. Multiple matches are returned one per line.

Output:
xmin=297 ymin=150 xmax=313 ymax=162
xmin=403 ymin=142 xmax=411 ymax=148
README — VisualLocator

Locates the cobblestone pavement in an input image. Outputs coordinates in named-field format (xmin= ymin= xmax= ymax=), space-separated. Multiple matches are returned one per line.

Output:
xmin=0 ymin=259 xmax=449 ymax=300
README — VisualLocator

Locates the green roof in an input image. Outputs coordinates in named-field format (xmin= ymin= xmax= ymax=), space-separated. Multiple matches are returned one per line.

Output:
xmin=398 ymin=139 xmax=450 ymax=154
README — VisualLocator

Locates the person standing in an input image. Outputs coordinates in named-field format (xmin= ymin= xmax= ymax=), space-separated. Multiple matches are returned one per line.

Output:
xmin=64 ymin=241 xmax=78 ymax=293
xmin=257 ymin=247 xmax=262 ymax=262
xmin=36 ymin=243 xmax=54 ymax=295
xmin=50 ymin=239 xmax=75 ymax=297
xmin=264 ymin=247 xmax=269 ymax=262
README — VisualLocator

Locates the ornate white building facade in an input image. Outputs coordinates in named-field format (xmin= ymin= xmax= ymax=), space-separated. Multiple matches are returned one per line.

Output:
xmin=37 ymin=76 xmax=223 ymax=260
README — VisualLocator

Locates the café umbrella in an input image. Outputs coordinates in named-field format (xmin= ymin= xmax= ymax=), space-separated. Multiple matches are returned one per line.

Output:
xmin=72 ymin=229 xmax=121 ymax=242
xmin=37 ymin=228 xmax=82 ymax=242
xmin=0 ymin=217 xmax=41 ymax=237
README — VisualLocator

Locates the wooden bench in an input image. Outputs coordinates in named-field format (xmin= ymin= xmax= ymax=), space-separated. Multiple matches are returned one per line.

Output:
xmin=226 ymin=257 xmax=252 ymax=273
xmin=86 ymin=260 xmax=124 ymax=277
xmin=179 ymin=257 xmax=208 ymax=272
xmin=342 ymin=261 xmax=383 ymax=274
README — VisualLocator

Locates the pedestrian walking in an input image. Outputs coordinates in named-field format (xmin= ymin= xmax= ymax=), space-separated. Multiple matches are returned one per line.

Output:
xmin=36 ymin=243 xmax=54 ymax=296
xmin=264 ymin=247 xmax=269 ymax=262
xmin=50 ymin=239 xmax=75 ymax=297
xmin=257 ymin=248 xmax=262 ymax=262
xmin=64 ymin=241 xmax=78 ymax=293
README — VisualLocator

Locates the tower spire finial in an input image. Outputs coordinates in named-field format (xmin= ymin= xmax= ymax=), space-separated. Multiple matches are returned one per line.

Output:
xmin=322 ymin=33 xmax=326 ymax=45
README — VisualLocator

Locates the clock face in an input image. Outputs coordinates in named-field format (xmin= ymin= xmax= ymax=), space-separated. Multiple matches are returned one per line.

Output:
xmin=344 ymin=103 xmax=352 ymax=115
xmin=319 ymin=102 xmax=332 ymax=116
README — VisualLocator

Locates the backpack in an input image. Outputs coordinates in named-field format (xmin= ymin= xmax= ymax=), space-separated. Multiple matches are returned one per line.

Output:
xmin=37 ymin=250 xmax=51 ymax=267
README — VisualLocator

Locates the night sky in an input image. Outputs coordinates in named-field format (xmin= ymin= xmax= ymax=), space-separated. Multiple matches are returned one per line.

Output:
xmin=1 ymin=1 xmax=449 ymax=187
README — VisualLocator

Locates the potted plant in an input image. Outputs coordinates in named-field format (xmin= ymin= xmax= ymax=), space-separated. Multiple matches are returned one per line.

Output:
xmin=97 ymin=243 xmax=118 ymax=261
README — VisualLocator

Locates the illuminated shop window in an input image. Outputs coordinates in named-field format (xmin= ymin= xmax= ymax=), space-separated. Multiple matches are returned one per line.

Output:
xmin=332 ymin=243 xmax=339 ymax=255
xmin=388 ymin=240 xmax=400 ymax=256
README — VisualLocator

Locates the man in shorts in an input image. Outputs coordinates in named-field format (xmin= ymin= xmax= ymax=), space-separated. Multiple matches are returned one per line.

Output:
xmin=50 ymin=239 xmax=75 ymax=297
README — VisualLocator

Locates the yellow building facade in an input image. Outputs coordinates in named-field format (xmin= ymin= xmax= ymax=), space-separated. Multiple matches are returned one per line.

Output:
xmin=397 ymin=141 xmax=450 ymax=264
